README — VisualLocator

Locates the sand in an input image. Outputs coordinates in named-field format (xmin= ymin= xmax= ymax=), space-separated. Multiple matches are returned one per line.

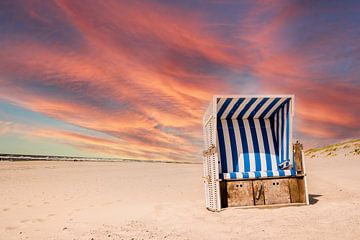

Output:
xmin=1 ymin=156 xmax=360 ymax=240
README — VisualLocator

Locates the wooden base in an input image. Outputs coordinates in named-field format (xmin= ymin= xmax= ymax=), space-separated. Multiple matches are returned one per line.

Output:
xmin=222 ymin=202 xmax=307 ymax=210
xmin=220 ymin=176 xmax=307 ymax=208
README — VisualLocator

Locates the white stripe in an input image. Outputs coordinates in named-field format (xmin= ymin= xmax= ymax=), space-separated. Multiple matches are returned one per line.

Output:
xmin=248 ymin=172 xmax=255 ymax=179
xmin=221 ymin=98 xmax=237 ymax=119
xmin=217 ymin=98 xmax=226 ymax=114
xmin=283 ymin=103 xmax=288 ymax=161
xmin=264 ymin=97 xmax=288 ymax=118
xmin=242 ymin=98 xmax=263 ymax=118
xmin=221 ymin=120 xmax=233 ymax=172
xmin=265 ymin=119 xmax=278 ymax=171
xmin=243 ymin=120 xmax=255 ymax=172
xmin=232 ymin=119 xmax=245 ymax=172
xmin=233 ymin=98 xmax=251 ymax=119
xmin=254 ymin=98 xmax=274 ymax=118
xmin=278 ymin=110 xmax=282 ymax=163
xmin=289 ymin=100 xmax=294 ymax=166
xmin=254 ymin=119 xmax=267 ymax=172
xmin=272 ymin=171 xmax=280 ymax=177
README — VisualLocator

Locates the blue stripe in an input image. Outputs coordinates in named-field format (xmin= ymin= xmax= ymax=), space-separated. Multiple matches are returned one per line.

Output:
xmin=237 ymin=119 xmax=250 ymax=172
xmin=217 ymin=119 xmax=228 ymax=173
xmin=242 ymin=172 xmax=249 ymax=179
xmin=286 ymin=102 xmax=290 ymax=161
xmin=217 ymin=98 xmax=232 ymax=118
xmin=237 ymin=98 xmax=257 ymax=118
xmin=226 ymin=98 xmax=245 ymax=119
xmin=280 ymin=106 xmax=285 ymax=163
xmin=227 ymin=119 xmax=239 ymax=172
xmin=248 ymin=119 xmax=261 ymax=171
xmin=259 ymin=98 xmax=281 ymax=118
xmin=276 ymin=111 xmax=280 ymax=164
xmin=248 ymin=98 xmax=269 ymax=118
xmin=269 ymin=116 xmax=279 ymax=164
xmin=269 ymin=98 xmax=290 ymax=119
xmin=259 ymin=119 xmax=272 ymax=171
xmin=229 ymin=172 xmax=236 ymax=179
xmin=217 ymin=98 xmax=232 ymax=173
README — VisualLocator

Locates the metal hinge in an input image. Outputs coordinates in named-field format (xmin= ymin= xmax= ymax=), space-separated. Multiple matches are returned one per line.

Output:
xmin=202 ymin=176 xmax=210 ymax=183
xmin=202 ymin=144 xmax=217 ymax=157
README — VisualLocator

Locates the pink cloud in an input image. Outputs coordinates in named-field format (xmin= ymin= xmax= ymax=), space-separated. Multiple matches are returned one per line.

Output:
xmin=0 ymin=0 xmax=358 ymax=160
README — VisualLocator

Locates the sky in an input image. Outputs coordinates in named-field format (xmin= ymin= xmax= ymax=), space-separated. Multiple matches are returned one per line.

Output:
xmin=0 ymin=0 xmax=359 ymax=162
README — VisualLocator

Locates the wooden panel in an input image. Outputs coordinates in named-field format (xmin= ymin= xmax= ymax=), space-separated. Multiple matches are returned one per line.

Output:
xmin=253 ymin=180 xmax=265 ymax=205
xmin=263 ymin=179 xmax=290 ymax=205
xmin=227 ymin=181 xmax=254 ymax=207
xmin=220 ymin=181 xmax=228 ymax=208
xmin=294 ymin=142 xmax=304 ymax=173
xmin=289 ymin=178 xmax=300 ymax=203
xmin=289 ymin=178 xmax=307 ymax=203
xmin=297 ymin=178 xmax=307 ymax=203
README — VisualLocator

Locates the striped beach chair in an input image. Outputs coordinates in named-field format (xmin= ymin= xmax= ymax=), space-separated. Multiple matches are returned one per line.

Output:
xmin=202 ymin=95 xmax=309 ymax=211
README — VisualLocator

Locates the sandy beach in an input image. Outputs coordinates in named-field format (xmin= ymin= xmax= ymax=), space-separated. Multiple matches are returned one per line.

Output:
xmin=1 ymin=155 xmax=360 ymax=240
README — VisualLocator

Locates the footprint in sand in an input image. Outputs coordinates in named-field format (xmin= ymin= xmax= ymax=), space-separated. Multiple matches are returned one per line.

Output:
xmin=5 ymin=226 xmax=19 ymax=231
xmin=31 ymin=218 xmax=45 ymax=223
xmin=3 ymin=208 xmax=10 ymax=212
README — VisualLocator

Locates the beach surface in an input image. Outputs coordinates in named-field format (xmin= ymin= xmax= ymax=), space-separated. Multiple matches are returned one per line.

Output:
xmin=1 ymin=155 xmax=360 ymax=240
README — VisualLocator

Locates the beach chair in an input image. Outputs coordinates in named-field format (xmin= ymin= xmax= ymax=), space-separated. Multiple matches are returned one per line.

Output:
xmin=202 ymin=95 xmax=309 ymax=211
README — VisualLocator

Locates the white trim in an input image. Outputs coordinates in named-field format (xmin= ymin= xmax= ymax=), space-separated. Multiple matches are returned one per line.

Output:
xmin=301 ymin=150 xmax=310 ymax=205
xmin=214 ymin=94 xmax=294 ymax=99
xmin=213 ymin=96 xmax=222 ymax=211
xmin=289 ymin=99 xmax=294 ymax=164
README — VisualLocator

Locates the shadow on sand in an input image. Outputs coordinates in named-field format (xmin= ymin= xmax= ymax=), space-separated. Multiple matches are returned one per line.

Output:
xmin=309 ymin=194 xmax=322 ymax=205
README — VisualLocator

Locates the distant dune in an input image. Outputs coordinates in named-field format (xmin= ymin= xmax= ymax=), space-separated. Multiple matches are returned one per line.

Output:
xmin=305 ymin=139 xmax=360 ymax=160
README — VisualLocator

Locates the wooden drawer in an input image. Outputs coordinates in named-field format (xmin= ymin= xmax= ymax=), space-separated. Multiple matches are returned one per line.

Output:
xmin=227 ymin=181 xmax=254 ymax=207
xmin=263 ymin=179 xmax=290 ymax=205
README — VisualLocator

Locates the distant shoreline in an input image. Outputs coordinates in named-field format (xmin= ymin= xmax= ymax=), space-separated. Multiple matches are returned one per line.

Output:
xmin=0 ymin=154 xmax=200 ymax=164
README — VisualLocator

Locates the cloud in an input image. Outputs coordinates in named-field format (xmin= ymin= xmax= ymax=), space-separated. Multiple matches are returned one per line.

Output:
xmin=0 ymin=0 xmax=359 ymax=160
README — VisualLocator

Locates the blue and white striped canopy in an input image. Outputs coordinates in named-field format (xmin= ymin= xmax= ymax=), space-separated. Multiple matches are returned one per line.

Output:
xmin=215 ymin=96 xmax=294 ymax=180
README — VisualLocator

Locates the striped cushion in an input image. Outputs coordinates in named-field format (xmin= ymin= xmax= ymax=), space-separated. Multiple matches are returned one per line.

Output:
xmin=220 ymin=169 xmax=296 ymax=180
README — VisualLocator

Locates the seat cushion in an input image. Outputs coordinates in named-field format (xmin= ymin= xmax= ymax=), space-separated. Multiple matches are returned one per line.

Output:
xmin=220 ymin=169 xmax=296 ymax=180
